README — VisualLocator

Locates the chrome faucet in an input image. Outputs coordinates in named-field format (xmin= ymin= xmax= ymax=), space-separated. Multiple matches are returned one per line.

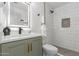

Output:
xmin=19 ymin=27 xmax=23 ymax=34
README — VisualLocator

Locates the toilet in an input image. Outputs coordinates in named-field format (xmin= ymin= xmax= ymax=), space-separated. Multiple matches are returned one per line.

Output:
xmin=43 ymin=44 xmax=58 ymax=56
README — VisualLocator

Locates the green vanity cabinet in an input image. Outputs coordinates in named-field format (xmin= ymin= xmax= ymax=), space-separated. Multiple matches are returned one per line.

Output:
xmin=0 ymin=36 xmax=42 ymax=56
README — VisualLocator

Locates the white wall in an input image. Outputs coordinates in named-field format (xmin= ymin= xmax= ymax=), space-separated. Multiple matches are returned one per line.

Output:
xmin=44 ymin=3 xmax=54 ymax=44
xmin=0 ymin=7 xmax=7 ymax=37
xmin=30 ymin=2 xmax=54 ymax=44
xmin=30 ymin=2 xmax=44 ymax=33
xmin=51 ymin=2 xmax=79 ymax=52
xmin=0 ymin=8 xmax=3 ymax=40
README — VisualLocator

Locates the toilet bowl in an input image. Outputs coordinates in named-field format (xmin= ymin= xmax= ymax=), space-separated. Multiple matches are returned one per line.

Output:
xmin=43 ymin=44 xmax=58 ymax=56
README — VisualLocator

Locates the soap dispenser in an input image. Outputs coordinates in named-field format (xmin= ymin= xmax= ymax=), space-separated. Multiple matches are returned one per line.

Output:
xmin=3 ymin=26 xmax=11 ymax=36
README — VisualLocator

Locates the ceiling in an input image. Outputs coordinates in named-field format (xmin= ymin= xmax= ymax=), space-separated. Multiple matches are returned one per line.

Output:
xmin=46 ymin=2 xmax=70 ymax=9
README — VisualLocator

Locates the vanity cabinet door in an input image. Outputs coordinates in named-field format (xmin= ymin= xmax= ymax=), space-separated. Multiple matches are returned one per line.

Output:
xmin=2 ymin=40 xmax=28 ymax=56
xmin=28 ymin=37 xmax=42 ymax=56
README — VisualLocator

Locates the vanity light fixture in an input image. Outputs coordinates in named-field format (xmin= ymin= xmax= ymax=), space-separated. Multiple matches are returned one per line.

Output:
xmin=50 ymin=10 xmax=54 ymax=14
xmin=20 ymin=19 xmax=24 ymax=21
xmin=3 ymin=2 xmax=6 ymax=4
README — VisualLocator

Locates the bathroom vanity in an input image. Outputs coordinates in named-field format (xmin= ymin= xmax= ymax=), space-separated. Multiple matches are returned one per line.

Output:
xmin=0 ymin=33 xmax=42 ymax=56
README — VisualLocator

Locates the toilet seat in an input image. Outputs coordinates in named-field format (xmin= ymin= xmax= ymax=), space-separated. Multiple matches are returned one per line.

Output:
xmin=43 ymin=44 xmax=57 ymax=51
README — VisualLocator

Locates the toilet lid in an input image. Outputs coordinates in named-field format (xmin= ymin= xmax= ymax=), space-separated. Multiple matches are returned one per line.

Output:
xmin=43 ymin=44 xmax=57 ymax=50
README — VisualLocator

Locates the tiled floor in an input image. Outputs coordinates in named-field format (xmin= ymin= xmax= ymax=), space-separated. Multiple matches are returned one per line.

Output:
xmin=56 ymin=46 xmax=79 ymax=56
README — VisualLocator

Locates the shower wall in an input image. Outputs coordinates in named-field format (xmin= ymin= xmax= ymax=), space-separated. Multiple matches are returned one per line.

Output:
xmin=51 ymin=2 xmax=79 ymax=52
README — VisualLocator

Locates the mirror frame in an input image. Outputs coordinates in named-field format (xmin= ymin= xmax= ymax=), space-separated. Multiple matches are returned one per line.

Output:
xmin=8 ymin=2 xmax=30 ymax=28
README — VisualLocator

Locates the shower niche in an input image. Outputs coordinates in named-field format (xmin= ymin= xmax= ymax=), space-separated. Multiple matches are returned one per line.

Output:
xmin=62 ymin=18 xmax=70 ymax=28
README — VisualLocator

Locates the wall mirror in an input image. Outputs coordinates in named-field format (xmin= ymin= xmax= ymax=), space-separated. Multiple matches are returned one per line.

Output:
xmin=8 ymin=2 xmax=30 ymax=28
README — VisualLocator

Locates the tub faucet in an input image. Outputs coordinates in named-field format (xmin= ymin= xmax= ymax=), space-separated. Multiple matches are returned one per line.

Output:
xmin=19 ymin=27 xmax=23 ymax=34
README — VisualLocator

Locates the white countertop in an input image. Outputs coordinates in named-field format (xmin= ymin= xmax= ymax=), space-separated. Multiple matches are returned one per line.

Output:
xmin=0 ymin=33 xmax=42 ymax=44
